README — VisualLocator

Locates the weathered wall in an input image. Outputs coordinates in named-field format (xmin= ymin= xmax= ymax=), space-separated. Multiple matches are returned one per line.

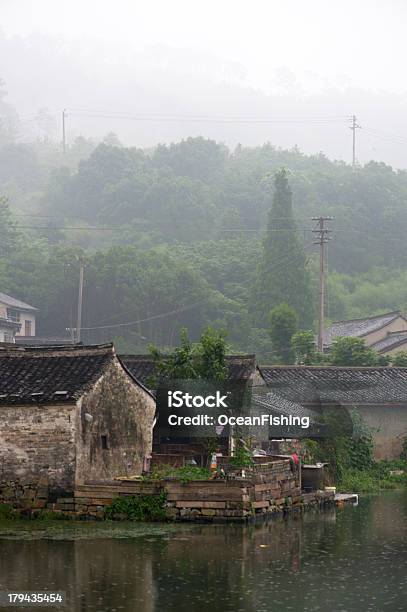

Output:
xmin=0 ymin=404 xmax=76 ymax=491
xmin=75 ymin=360 xmax=155 ymax=485
xmin=355 ymin=405 xmax=407 ymax=460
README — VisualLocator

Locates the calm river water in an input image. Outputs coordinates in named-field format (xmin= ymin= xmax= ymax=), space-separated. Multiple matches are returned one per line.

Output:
xmin=0 ymin=491 xmax=406 ymax=611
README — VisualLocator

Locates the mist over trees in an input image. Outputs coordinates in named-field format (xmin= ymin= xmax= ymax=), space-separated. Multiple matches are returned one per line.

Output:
xmin=3 ymin=81 xmax=407 ymax=358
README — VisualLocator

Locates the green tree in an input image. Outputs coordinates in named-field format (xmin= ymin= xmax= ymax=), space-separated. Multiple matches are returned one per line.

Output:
xmin=252 ymin=169 xmax=313 ymax=328
xmin=328 ymin=337 xmax=380 ymax=366
xmin=269 ymin=303 xmax=298 ymax=364
xmin=150 ymin=327 xmax=228 ymax=381
xmin=291 ymin=330 xmax=318 ymax=364
xmin=0 ymin=196 xmax=19 ymax=257
xmin=391 ymin=351 xmax=407 ymax=367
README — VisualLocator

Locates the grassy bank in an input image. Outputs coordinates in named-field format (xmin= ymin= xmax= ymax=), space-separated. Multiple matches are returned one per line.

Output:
xmin=338 ymin=460 xmax=407 ymax=493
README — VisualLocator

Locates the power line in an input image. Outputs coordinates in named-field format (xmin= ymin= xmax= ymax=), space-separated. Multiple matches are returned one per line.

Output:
xmin=79 ymin=301 xmax=205 ymax=331
xmin=65 ymin=109 xmax=349 ymax=125
xmin=15 ymin=225 xmax=126 ymax=231
xmin=62 ymin=108 xmax=67 ymax=156
xmin=350 ymin=115 xmax=361 ymax=168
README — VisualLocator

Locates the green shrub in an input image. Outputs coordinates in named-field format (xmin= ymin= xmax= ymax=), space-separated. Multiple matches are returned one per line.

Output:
xmin=0 ymin=503 xmax=17 ymax=520
xmin=145 ymin=465 xmax=212 ymax=483
xmin=400 ymin=437 xmax=407 ymax=461
xmin=104 ymin=492 xmax=167 ymax=521
xmin=229 ymin=445 xmax=254 ymax=468
xmin=339 ymin=469 xmax=380 ymax=493
xmin=339 ymin=460 xmax=407 ymax=493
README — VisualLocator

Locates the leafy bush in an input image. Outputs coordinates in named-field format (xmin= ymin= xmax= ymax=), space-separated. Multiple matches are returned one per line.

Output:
xmin=0 ymin=503 xmax=17 ymax=520
xmin=229 ymin=445 xmax=254 ymax=468
xmin=400 ymin=436 xmax=407 ymax=460
xmin=339 ymin=469 xmax=381 ymax=493
xmin=339 ymin=460 xmax=407 ymax=493
xmin=145 ymin=465 xmax=212 ymax=483
xmin=104 ymin=492 xmax=167 ymax=521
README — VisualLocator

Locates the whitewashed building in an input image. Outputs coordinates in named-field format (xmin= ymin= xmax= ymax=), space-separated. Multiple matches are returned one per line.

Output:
xmin=0 ymin=292 xmax=37 ymax=342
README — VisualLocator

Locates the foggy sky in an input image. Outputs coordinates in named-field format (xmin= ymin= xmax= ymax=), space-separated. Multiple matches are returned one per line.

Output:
xmin=1 ymin=0 xmax=407 ymax=167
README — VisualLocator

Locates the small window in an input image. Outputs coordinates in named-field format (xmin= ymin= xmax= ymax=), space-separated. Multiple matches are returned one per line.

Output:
xmin=101 ymin=435 xmax=109 ymax=450
xmin=7 ymin=308 xmax=20 ymax=323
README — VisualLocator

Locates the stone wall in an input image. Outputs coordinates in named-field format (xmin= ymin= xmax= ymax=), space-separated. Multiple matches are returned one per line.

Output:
xmin=62 ymin=460 xmax=304 ymax=522
xmin=163 ymin=459 xmax=301 ymax=520
xmin=0 ymin=404 xmax=76 ymax=492
xmin=0 ymin=477 xmax=50 ymax=510
xmin=355 ymin=405 xmax=407 ymax=460
xmin=75 ymin=360 xmax=155 ymax=486
xmin=0 ymin=458 xmax=336 ymax=521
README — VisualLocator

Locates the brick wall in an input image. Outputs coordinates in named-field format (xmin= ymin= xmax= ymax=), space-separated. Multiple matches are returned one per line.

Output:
xmin=0 ymin=404 xmax=76 ymax=492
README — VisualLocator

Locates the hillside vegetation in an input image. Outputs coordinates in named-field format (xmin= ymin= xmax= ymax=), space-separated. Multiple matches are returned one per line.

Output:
xmin=2 ymin=129 xmax=407 ymax=356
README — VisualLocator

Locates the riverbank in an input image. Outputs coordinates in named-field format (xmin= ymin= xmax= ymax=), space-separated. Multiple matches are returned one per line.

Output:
xmin=0 ymin=459 xmax=337 ymax=523
xmin=0 ymin=491 xmax=406 ymax=611
xmin=338 ymin=460 xmax=407 ymax=493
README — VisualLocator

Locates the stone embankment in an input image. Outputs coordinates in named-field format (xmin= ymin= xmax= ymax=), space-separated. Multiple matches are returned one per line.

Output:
xmin=0 ymin=459 xmax=335 ymax=521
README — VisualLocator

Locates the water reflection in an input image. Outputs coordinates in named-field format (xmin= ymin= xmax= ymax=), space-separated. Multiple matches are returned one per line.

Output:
xmin=0 ymin=492 xmax=406 ymax=611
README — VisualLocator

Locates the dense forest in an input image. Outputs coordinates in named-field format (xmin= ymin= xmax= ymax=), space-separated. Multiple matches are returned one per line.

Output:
xmin=2 ymin=83 xmax=407 ymax=358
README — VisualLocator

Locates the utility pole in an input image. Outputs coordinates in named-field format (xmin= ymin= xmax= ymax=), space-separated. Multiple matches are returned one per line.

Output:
xmin=76 ymin=261 xmax=85 ymax=343
xmin=62 ymin=109 xmax=67 ymax=155
xmin=312 ymin=217 xmax=332 ymax=352
xmin=350 ymin=114 xmax=361 ymax=168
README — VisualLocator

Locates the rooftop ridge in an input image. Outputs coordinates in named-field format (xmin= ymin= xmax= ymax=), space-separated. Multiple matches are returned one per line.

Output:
xmin=0 ymin=292 xmax=37 ymax=311
xmin=0 ymin=343 xmax=114 ymax=357
xmin=260 ymin=364 xmax=407 ymax=370
xmin=385 ymin=330 xmax=407 ymax=337
xmin=328 ymin=310 xmax=402 ymax=326
xmin=120 ymin=353 xmax=256 ymax=359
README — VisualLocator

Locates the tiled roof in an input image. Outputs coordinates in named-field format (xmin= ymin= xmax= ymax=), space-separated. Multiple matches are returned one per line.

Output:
xmin=260 ymin=365 xmax=407 ymax=405
xmin=323 ymin=311 xmax=404 ymax=346
xmin=0 ymin=344 xmax=115 ymax=405
xmin=120 ymin=354 xmax=257 ymax=391
xmin=251 ymin=390 xmax=315 ymax=418
xmin=251 ymin=390 xmax=326 ymax=437
xmin=0 ymin=292 xmax=37 ymax=312
xmin=370 ymin=331 xmax=407 ymax=354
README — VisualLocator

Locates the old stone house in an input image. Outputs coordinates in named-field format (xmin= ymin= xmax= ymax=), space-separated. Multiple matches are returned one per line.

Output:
xmin=260 ymin=365 xmax=407 ymax=460
xmin=323 ymin=311 xmax=407 ymax=355
xmin=0 ymin=343 xmax=155 ymax=494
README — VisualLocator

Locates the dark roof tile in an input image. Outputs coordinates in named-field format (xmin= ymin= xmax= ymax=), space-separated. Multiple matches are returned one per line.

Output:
xmin=323 ymin=311 xmax=404 ymax=346
xmin=260 ymin=365 xmax=407 ymax=404
xmin=0 ymin=344 xmax=115 ymax=405
xmin=370 ymin=331 xmax=407 ymax=353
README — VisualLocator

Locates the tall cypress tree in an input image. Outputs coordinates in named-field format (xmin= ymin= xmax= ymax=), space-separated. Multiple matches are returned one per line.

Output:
xmin=252 ymin=169 xmax=313 ymax=328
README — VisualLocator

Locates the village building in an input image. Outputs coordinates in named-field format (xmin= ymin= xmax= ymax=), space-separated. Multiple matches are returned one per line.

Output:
xmin=260 ymin=364 xmax=407 ymax=460
xmin=0 ymin=343 xmax=155 ymax=495
xmin=370 ymin=330 xmax=407 ymax=356
xmin=323 ymin=311 xmax=407 ymax=354
xmin=0 ymin=292 xmax=37 ymax=342
xmin=121 ymin=353 xmax=267 ymax=464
